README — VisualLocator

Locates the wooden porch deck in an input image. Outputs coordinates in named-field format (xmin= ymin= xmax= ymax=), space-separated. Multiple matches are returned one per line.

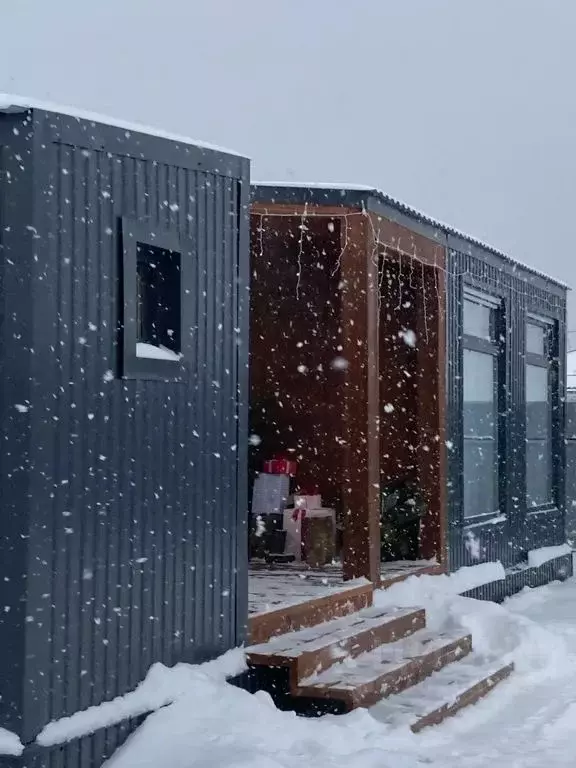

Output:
xmin=248 ymin=560 xmax=440 ymax=615
xmin=247 ymin=560 xmax=442 ymax=643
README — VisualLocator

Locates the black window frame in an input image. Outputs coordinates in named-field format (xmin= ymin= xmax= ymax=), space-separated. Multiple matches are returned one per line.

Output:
xmin=121 ymin=218 xmax=186 ymax=381
xmin=525 ymin=314 xmax=558 ymax=511
xmin=461 ymin=289 xmax=506 ymax=523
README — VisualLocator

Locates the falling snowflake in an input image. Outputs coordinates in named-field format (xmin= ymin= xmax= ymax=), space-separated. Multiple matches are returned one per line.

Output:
xmin=399 ymin=329 xmax=417 ymax=348
xmin=254 ymin=516 xmax=266 ymax=538
xmin=465 ymin=531 xmax=481 ymax=561
xmin=331 ymin=356 xmax=349 ymax=371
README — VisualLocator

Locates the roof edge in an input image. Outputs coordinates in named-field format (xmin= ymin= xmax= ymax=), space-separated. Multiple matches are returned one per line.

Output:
xmin=0 ymin=93 xmax=249 ymax=160
xmin=251 ymin=182 xmax=569 ymax=291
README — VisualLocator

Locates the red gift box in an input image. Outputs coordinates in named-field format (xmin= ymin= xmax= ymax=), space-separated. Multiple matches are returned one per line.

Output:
xmin=263 ymin=455 xmax=297 ymax=476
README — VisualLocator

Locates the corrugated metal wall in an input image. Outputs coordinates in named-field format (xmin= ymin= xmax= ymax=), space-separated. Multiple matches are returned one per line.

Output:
xmin=566 ymin=397 xmax=576 ymax=544
xmin=446 ymin=244 xmax=567 ymax=572
xmin=0 ymin=109 xmax=249 ymax=767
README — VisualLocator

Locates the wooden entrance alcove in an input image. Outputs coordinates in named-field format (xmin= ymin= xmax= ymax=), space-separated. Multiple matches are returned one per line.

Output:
xmin=249 ymin=186 xmax=447 ymax=587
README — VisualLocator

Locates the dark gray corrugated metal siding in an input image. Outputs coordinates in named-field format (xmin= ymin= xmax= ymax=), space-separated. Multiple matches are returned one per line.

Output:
xmin=446 ymin=245 xmax=567 ymax=572
xmin=0 ymin=115 xmax=38 ymax=745
xmin=565 ymin=396 xmax=576 ymax=544
xmin=0 ymin=108 xmax=249 ymax=767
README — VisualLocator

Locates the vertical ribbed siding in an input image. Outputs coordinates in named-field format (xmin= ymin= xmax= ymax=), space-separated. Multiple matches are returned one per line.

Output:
xmin=566 ymin=399 xmax=576 ymax=543
xmin=0 ymin=110 xmax=249 ymax=767
xmin=445 ymin=249 xmax=462 ymax=570
xmin=0 ymin=117 xmax=37 ymax=740
xmin=235 ymin=177 xmax=250 ymax=641
xmin=446 ymin=245 xmax=567 ymax=574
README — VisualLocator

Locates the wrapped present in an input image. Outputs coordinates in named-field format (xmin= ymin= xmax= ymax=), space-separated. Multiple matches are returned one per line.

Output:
xmin=252 ymin=473 xmax=290 ymax=515
xmin=302 ymin=515 xmax=335 ymax=567
xmin=283 ymin=507 xmax=336 ymax=562
xmin=293 ymin=493 xmax=322 ymax=513
xmin=263 ymin=455 xmax=297 ymax=476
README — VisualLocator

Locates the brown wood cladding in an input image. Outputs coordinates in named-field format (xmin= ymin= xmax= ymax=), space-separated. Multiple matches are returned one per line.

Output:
xmin=339 ymin=213 xmax=381 ymax=582
xmin=249 ymin=214 xmax=344 ymax=504
xmin=249 ymin=203 xmax=448 ymax=582
xmin=369 ymin=212 xmax=447 ymax=564
xmin=379 ymin=261 xmax=420 ymax=483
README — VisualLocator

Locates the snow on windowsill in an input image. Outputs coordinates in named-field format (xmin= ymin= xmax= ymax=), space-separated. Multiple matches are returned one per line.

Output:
xmin=0 ymin=93 xmax=248 ymax=159
xmin=0 ymin=727 xmax=23 ymax=756
xmin=527 ymin=543 xmax=572 ymax=569
xmin=464 ymin=514 xmax=507 ymax=530
xmin=136 ymin=343 xmax=182 ymax=362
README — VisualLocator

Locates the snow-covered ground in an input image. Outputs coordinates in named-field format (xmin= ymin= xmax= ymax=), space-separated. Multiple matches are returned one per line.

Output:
xmin=98 ymin=572 xmax=576 ymax=768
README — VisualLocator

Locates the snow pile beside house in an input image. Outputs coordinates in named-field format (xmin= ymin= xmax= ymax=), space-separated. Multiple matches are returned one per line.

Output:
xmin=373 ymin=567 xmax=571 ymax=682
xmin=20 ymin=568 xmax=574 ymax=767
xmin=527 ymin=543 xmax=572 ymax=569
xmin=99 ymin=570 xmax=574 ymax=768
xmin=0 ymin=728 xmax=23 ymax=757
xmin=37 ymin=648 xmax=246 ymax=747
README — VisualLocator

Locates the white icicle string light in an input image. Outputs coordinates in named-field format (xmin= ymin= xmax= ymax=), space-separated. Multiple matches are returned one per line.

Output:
xmin=252 ymin=208 xmax=562 ymax=315
xmin=421 ymin=260 xmax=429 ymax=344
xmin=397 ymin=250 xmax=403 ymax=313
xmin=331 ymin=213 xmax=351 ymax=278
xmin=295 ymin=202 xmax=308 ymax=300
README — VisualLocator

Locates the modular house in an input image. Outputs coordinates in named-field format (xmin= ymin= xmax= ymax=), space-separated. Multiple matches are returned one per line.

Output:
xmin=0 ymin=96 xmax=571 ymax=764
xmin=0 ymin=98 xmax=249 ymax=766
xmin=249 ymin=182 xmax=571 ymax=605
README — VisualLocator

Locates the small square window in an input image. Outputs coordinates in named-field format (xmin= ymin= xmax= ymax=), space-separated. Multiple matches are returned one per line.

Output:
xmin=136 ymin=242 xmax=181 ymax=361
xmin=122 ymin=219 xmax=187 ymax=379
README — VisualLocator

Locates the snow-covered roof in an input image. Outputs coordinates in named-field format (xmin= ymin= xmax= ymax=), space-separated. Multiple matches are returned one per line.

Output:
xmin=0 ymin=94 xmax=248 ymax=159
xmin=253 ymin=181 xmax=569 ymax=290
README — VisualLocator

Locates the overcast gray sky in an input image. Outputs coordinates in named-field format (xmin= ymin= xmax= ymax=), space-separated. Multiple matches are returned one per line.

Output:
xmin=2 ymin=0 xmax=575 ymax=338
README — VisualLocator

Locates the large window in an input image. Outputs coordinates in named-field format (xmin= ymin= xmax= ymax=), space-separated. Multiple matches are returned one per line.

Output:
xmin=462 ymin=292 xmax=502 ymax=519
xmin=525 ymin=317 xmax=555 ymax=508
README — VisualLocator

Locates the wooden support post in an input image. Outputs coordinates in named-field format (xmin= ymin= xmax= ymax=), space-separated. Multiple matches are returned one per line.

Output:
xmin=340 ymin=215 xmax=381 ymax=583
xmin=416 ymin=263 xmax=448 ymax=564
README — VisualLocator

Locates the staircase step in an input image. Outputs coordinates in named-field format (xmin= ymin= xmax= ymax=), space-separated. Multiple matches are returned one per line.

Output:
xmin=248 ymin=579 xmax=374 ymax=645
xmin=371 ymin=656 xmax=514 ymax=732
xmin=247 ymin=605 xmax=426 ymax=684
xmin=294 ymin=628 xmax=473 ymax=710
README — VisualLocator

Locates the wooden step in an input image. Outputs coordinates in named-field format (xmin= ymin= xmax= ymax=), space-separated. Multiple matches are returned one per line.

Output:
xmin=294 ymin=628 xmax=473 ymax=710
xmin=371 ymin=657 xmax=514 ymax=732
xmin=247 ymin=606 xmax=426 ymax=684
xmin=248 ymin=579 xmax=374 ymax=645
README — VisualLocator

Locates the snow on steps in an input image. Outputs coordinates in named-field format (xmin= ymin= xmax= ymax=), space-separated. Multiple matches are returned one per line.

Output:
xmin=245 ymin=590 xmax=513 ymax=726
xmin=294 ymin=628 xmax=473 ymax=710
xmin=371 ymin=655 xmax=515 ymax=732
xmin=247 ymin=605 xmax=426 ymax=683
xmin=248 ymin=579 xmax=373 ymax=645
